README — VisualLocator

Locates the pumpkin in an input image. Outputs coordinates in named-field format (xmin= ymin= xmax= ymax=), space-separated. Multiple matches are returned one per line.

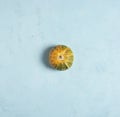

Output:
xmin=49 ymin=45 xmax=74 ymax=71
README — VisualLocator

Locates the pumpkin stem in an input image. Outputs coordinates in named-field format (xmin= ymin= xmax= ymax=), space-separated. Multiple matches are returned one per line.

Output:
xmin=58 ymin=55 xmax=64 ymax=60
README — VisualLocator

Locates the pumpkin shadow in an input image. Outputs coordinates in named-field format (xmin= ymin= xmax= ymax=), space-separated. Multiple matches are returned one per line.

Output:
xmin=41 ymin=46 xmax=55 ymax=70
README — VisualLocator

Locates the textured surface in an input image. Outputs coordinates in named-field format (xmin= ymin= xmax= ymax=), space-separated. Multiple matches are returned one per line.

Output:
xmin=0 ymin=0 xmax=120 ymax=117
xmin=49 ymin=45 xmax=74 ymax=70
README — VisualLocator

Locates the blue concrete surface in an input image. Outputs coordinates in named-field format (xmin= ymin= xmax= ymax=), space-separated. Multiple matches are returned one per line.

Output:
xmin=0 ymin=0 xmax=120 ymax=117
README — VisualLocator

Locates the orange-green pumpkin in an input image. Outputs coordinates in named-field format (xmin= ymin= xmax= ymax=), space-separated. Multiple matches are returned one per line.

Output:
xmin=49 ymin=45 xmax=74 ymax=71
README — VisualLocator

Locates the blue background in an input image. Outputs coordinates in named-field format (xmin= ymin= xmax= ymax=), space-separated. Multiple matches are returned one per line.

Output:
xmin=0 ymin=0 xmax=120 ymax=117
